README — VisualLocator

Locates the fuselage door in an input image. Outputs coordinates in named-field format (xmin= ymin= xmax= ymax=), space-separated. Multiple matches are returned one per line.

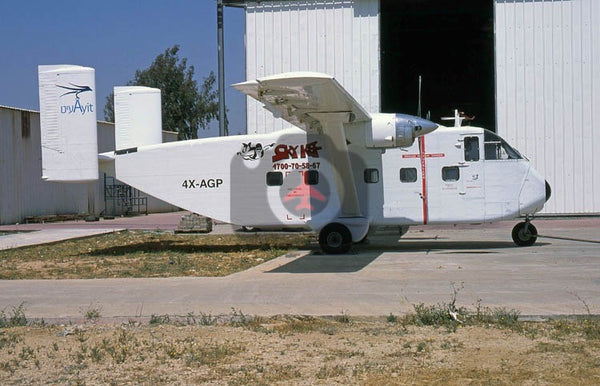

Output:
xmin=425 ymin=130 xmax=485 ymax=223
xmin=381 ymin=144 xmax=424 ymax=224
xmin=459 ymin=134 xmax=485 ymax=199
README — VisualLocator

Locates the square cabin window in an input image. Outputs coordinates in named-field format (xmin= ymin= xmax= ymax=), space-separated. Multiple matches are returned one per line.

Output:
xmin=266 ymin=171 xmax=283 ymax=186
xmin=304 ymin=170 xmax=319 ymax=185
xmin=400 ymin=168 xmax=418 ymax=183
xmin=464 ymin=136 xmax=480 ymax=161
xmin=364 ymin=168 xmax=379 ymax=183
xmin=442 ymin=166 xmax=460 ymax=182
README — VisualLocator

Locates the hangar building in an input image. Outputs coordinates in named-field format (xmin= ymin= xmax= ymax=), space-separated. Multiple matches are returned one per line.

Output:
xmin=226 ymin=0 xmax=600 ymax=215
xmin=0 ymin=105 xmax=178 ymax=225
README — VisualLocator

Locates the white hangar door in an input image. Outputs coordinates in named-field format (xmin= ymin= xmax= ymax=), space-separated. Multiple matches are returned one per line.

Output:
xmin=495 ymin=0 xmax=600 ymax=214
xmin=244 ymin=0 xmax=380 ymax=134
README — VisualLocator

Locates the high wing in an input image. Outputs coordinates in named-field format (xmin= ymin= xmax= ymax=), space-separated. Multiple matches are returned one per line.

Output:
xmin=234 ymin=72 xmax=370 ymax=218
xmin=233 ymin=72 xmax=371 ymax=132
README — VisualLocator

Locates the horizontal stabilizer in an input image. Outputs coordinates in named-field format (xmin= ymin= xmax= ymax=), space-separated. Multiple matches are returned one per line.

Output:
xmin=38 ymin=65 xmax=98 ymax=182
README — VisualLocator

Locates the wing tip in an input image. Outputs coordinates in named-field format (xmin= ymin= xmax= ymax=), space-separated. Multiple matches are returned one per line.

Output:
xmin=232 ymin=79 xmax=259 ymax=90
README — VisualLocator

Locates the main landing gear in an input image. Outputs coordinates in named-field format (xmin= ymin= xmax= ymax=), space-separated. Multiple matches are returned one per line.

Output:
xmin=319 ymin=223 xmax=353 ymax=254
xmin=511 ymin=218 xmax=538 ymax=247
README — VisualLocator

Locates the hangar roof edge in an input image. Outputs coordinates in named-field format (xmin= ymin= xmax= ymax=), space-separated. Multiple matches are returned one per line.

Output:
xmin=0 ymin=104 xmax=39 ymax=114
xmin=223 ymin=0 xmax=283 ymax=8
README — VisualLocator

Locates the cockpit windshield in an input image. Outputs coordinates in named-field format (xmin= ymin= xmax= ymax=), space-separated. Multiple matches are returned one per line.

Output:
xmin=483 ymin=130 xmax=523 ymax=160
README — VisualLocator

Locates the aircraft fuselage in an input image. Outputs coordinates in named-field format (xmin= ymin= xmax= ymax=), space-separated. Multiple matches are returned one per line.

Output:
xmin=114 ymin=123 xmax=548 ymax=231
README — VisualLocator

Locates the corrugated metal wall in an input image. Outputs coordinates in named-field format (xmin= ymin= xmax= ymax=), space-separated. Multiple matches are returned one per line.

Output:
xmin=0 ymin=106 xmax=89 ymax=224
xmin=245 ymin=0 xmax=379 ymax=134
xmin=495 ymin=0 xmax=600 ymax=214
xmin=0 ymin=106 xmax=178 ymax=225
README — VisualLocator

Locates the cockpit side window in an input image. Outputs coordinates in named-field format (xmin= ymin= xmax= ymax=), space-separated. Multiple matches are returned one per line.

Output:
xmin=483 ymin=130 xmax=522 ymax=160
xmin=464 ymin=136 xmax=480 ymax=161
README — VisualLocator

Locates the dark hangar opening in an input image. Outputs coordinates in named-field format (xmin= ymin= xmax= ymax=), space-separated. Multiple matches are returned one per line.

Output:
xmin=380 ymin=0 xmax=495 ymax=131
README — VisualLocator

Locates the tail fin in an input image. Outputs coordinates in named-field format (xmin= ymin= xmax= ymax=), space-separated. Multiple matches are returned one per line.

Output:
xmin=38 ymin=65 xmax=98 ymax=182
xmin=114 ymin=86 xmax=162 ymax=151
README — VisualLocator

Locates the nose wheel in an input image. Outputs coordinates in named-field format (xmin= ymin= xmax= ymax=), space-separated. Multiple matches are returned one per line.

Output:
xmin=512 ymin=220 xmax=538 ymax=246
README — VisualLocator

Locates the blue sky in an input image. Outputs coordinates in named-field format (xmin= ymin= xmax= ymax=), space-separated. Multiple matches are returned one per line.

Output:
xmin=0 ymin=0 xmax=246 ymax=136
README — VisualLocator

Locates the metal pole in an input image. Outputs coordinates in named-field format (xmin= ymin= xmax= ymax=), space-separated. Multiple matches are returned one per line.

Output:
xmin=217 ymin=0 xmax=227 ymax=136
xmin=85 ymin=182 xmax=98 ymax=222
xmin=417 ymin=75 xmax=422 ymax=118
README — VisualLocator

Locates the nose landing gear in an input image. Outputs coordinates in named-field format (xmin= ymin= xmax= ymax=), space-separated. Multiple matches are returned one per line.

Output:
xmin=512 ymin=218 xmax=538 ymax=246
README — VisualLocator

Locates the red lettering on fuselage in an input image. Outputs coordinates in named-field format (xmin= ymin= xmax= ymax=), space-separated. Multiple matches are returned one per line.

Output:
xmin=272 ymin=141 xmax=322 ymax=162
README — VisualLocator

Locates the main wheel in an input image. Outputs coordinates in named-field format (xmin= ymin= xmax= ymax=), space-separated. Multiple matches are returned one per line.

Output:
xmin=399 ymin=225 xmax=410 ymax=238
xmin=512 ymin=222 xmax=538 ymax=246
xmin=319 ymin=223 xmax=352 ymax=254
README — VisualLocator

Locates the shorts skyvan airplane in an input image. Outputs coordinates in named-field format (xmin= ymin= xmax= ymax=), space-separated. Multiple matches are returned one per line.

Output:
xmin=38 ymin=65 xmax=551 ymax=254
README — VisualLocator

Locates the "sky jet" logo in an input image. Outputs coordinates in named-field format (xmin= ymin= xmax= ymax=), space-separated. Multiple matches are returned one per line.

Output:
xmin=57 ymin=83 xmax=94 ymax=116
xmin=272 ymin=141 xmax=322 ymax=162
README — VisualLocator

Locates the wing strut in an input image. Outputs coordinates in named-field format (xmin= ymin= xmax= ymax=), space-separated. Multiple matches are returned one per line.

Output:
xmin=309 ymin=112 xmax=361 ymax=217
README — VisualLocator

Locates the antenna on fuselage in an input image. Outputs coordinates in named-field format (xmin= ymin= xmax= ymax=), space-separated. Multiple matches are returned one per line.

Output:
xmin=441 ymin=109 xmax=475 ymax=127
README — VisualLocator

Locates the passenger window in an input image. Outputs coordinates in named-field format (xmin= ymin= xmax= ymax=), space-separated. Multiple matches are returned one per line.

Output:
xmin=400 ymin=168 xmax=417 ymax=183
xmin=266 ymin=171 xmax=283 ymax=186
xmin=364 ymin=168 xmax=379 ymax=183
xmin=442 ymin=166 xmax=460 ymax=182
xmin=304 ymin=170 xmax=319 ymax=185
xmin=464 ymin=136 xmax=479 ymax=161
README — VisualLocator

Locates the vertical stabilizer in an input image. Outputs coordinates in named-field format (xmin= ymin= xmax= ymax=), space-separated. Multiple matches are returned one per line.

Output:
xmin=38 ymin=65 xmax=98 ymax=182
xmin=114 ymin=86 xmax=162 ymax=151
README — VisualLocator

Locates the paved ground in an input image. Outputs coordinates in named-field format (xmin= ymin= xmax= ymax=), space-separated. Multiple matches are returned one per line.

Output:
xmin=0 ymin=214 xmax=599 ymax=320
xmin=0 ymin=211 xmax=186 ymax=232
xmin=0 ymin=212 xmax=234 ymax=250
xmin=0 ymin=229 xmax=122 ymax=251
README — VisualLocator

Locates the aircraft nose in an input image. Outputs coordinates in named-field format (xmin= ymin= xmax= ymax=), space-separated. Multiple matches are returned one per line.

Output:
xmin=412 ymin=116 xmax=438 ymax=136
xmin=518 ymin=166 xmax=547 ymax=215
xmin=545 ymin=180 xmax=552 ymax=202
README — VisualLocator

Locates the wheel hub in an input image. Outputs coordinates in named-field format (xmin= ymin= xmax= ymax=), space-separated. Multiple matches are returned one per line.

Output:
xmin=519 ymin=229 xmax=531 ymax=240
xmin=326 ymin=232 xmax=343 ymax=248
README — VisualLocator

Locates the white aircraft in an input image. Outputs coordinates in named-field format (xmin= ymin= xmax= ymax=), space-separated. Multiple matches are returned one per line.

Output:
xmin=38 ymin=65 xmax=550 ymax=254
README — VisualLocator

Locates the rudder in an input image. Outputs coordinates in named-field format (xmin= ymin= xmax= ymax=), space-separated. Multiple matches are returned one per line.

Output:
xmin=38 ymin=65 xmax=98 ymax=182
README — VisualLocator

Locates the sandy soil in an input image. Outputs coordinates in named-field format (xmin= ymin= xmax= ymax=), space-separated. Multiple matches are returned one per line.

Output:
xmin=1 ymin=316 xmax=599 ymax=385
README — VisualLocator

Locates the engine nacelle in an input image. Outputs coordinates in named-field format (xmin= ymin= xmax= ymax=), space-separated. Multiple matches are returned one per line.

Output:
xmin=366 ymin=113 xmax=438 ymax=148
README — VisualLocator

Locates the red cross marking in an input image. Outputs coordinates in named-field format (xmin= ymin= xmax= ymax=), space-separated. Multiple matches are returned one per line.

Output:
xmin=401 ymin=137 xmax=445 ymax=225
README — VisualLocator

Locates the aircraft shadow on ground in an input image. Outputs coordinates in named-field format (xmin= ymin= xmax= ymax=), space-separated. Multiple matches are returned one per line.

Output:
xmin=359 ymin=240 xmax=551 ymax=252
xmin=268 ymin=252 xmax=381 ymax=274
xmin=87 ymin=241 xmax=287 ymax=256
xmin=268 ymin=240 xmax=551 ymax=274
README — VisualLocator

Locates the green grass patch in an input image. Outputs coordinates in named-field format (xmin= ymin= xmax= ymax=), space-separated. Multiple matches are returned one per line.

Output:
xmin=0 ymin=304 xmax=28 ymax=328
xmin=0 ymin=231 xmax=313 ymax=279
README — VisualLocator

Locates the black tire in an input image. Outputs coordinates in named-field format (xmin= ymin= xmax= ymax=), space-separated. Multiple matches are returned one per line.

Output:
xmin=319 ymin=223 xmax=352 ymax=254
xmin=512 ymin=222 xmax=538 ymax=246
xmin=399 ymin=225 xmax=410 ymax=238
